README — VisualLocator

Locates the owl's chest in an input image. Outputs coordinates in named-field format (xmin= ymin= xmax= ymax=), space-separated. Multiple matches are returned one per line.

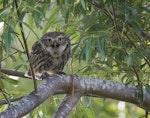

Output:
xmin=50 ymin=57 xmax=61 ymax=66
xmin=45 ymin=56 xmax=64 ymax=71
xmin=32 ymin=50 xmax=65 ymax=72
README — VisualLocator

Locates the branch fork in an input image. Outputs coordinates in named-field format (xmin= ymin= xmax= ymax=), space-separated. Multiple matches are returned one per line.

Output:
xmin=0 ymin=73 xmax=150 ymax=118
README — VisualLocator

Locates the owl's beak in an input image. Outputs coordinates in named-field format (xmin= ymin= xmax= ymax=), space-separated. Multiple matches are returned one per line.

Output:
xmin=52 ymin=41 xmax=59 ymax=48
xmin=54 ymin=42 xmax=57 ymax=47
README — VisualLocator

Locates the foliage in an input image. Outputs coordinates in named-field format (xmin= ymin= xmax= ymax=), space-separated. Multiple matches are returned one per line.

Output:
xmin=0 ymin=0 xmax=150 ymax=117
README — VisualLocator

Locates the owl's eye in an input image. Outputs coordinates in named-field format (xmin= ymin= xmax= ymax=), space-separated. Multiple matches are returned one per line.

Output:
xmin=58 ymin=38 xmax=64 ymax=44
xmin=47 ymin=39 xmax=52 ymax=43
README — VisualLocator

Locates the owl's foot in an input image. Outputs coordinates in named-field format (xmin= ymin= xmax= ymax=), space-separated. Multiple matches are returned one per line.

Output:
xmin=70 ymin=73 xmax=78 ymax=78
xmin=40 ymin=72 xmax=50 ymax=79
xmin=55 ymin=71 xmax=67 ymax=75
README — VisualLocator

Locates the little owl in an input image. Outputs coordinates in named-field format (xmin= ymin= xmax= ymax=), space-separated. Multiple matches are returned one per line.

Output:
xmin=25 ymin=31 xmax=71 ymax=79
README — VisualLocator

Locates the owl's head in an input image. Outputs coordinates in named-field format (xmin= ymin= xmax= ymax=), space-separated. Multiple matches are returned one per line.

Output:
xmin=41 ymin=31 xmax=70 ymax=57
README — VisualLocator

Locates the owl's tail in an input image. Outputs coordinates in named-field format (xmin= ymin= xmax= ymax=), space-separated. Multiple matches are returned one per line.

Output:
xmin=24 ymin=71 xmax=42 ymax=80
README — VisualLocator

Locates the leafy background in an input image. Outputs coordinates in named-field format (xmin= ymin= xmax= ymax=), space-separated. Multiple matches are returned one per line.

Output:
xmin=0 ymin=0 xmax=150 ymax=117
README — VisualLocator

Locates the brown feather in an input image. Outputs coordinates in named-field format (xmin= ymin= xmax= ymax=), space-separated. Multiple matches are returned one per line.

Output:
xmin=25 ymin=31 xmax=71 ymax=79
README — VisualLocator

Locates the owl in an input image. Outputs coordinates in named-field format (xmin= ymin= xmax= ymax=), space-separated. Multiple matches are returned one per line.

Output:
xmin=25 ymin=31 xmax=71 ymax=79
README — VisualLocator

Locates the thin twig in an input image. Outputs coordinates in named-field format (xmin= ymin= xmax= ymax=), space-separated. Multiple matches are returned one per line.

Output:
xmin=0 ymin=2 xmax=13 ymax=13
xmin=111 ymin=0 xmax=128 ymax=56
xmin=87 ymin=0 xmax=112 ymax=19
xmin=125 ymin=32 xmax=150 ymax=67
xmin=0 ymin=96 xmax=24 ymax=105
xmin=14 ymin=34 xmax=25 ymax=51
xmin=111 ymin=0 xmax=141 ymax=85
xmin=73 ymin=66 xmax=87 ymax=74
xmin=145 ymin=111 xmax=148 ymax=118
xmin=2 ymin=51 xmax=18 ymax=61
xmin=0 ymin=88 xmax=11 ymax=106
xmin=14 ymin=0 xmax=37 ymax=93
xmin=52 ymin=93 xmax=82 ymax=118
xmin=132 ymin=66 xmax=140 ymax=84
xmin=87 ymin=0 xmax=150 ymax=40
xmin=0 ymin=40 xmax=2 ymax=70
xmin=0 ymin=41 xmax=11 ymax=106
xmin=11 ymin=47 xmax=25 ymax=53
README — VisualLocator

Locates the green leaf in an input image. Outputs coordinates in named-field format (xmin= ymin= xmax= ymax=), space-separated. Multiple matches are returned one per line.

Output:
xmin=85 ymin=107 xmax=95 ymax=118
xmin=65 ymin=9 xmax=70 ymax=23
xmin=26 ymin=5 xmax=44 ymax=17
xmin=0 ymin=78 xmax=4 ymax=89
xmin=3 ymin=18 xmax=12 ymax=54
xmin=28 ymin=13 xmax=33 ymax=27
xmin=83 ymin=96 xmax=91 ymax=108
xmin=40 ymin=105 xmax=47 ymax=116
xmin=127 ymin=55 xmax=132 ymax=66
xmin=85 ymin=37 xmax=93 ymax=62
xmin=14 ymin=64 xmax=23 ymax=70
xmin=121 ymin=75 xmax=133 ymax=85
xmin=19 ymin=11 xmax=26 ymax=21
xmin=72 ymin=102 xmax=88 ymax=118
xmin=0 ymin=41 xmax=2 ymax=61
xmin=42 ymin=7 xmax=59 ymax=33
xmin=19 ymin=21 xmax=44 ymax=48
xmin=146 ymin=85 xmax=150 ymax=96
xmin=2 ymin=75 xmax=18 ymax=85
xmin=97 ymin=38 xmax=105 ymax=58
xmin=137 ymin=84 xmax=143 ymax=104
xmin=0 ymin=11 xmax=8 ymax=21
xmin=80 ymin=0 xmax=86 ymax=10
xmin=3 ymin=0 xmax=8 ymax=7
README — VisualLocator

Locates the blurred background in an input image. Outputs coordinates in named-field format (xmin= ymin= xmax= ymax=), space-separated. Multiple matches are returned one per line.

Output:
xmin=0 ymin=0 xmax=150 ymax=117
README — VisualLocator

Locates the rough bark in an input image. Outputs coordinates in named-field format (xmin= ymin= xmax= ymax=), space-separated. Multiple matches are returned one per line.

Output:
xmin=0 ymin=74 xmax=150 ymax=118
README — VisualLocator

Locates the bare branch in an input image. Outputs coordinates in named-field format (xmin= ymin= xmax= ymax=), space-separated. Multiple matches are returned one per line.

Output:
xmin=14 ymin=0 xmax=37 ymax=93
xmin=0 ymin=88 xmax=11 ymax=106
xmin=0 ymin=74 xmax=72 ymax=118
xmin=52 ymin=93 xmax=82 ymax=118
xmin=0 ymin=90 xmax=66 ymax=105
xmin=141 ymin=30 xmax=150 ymax=39
xmin=1 ymin=68 xmax=30 ymax=79
xmin=0 ymin=74 xmax=150 ymax=117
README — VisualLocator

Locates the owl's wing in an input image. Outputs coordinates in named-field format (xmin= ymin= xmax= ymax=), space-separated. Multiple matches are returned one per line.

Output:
xmin=24 ymin=41 xmax=43 ymax=79
xmin=31 ymin=41 xmax=43 ymax=55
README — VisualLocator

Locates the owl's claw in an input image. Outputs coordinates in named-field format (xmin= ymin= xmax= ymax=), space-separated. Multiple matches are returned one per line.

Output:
xmin=40 ymin=72 xmax=50 ymax=79
xmin=56 ymin=71 xmax=67 ymax=75
xmin=70 ymin=74 xmax=78 ymax=78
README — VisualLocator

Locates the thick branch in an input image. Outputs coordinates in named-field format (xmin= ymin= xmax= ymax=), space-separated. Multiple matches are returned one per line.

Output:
xmin=80 ymin=76 xmax=150 ymax=110
xmin=0 ymin=90 xmax=65 ymax=105
xmin=0 ymin=74 xmax=150 ymax=117
xmin=0 ymin=74 xmax=74 ymax=118
xmin=52 ymin=93 xmax=82 ymax=118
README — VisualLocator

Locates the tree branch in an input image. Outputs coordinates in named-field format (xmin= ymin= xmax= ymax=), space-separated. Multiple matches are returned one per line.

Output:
xmin=14 ymin=0 xmax=37 ymax=92
xmin=52 ymin=93 xmax=82 ymax=118
xmin=87 ymin=0 xmax=150 ymax=39
xmin=0 ymin=74 xmax=150 ymax=117
xmin=1 ymin=68 xmax=30 ymax=79
xmin=0 ymin=96 xmax=24 ymax=105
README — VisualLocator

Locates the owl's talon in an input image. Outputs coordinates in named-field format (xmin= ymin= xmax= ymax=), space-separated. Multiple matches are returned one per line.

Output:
xmin=71 ymin=74 xmax=78 ymax=77
xmin=40 ymin=72 xmax=49 ymax=79
xmin=56 ymin=71 xmax=67 ymax=75
xmin=32 ymin=90 xmax=39 ymax=95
